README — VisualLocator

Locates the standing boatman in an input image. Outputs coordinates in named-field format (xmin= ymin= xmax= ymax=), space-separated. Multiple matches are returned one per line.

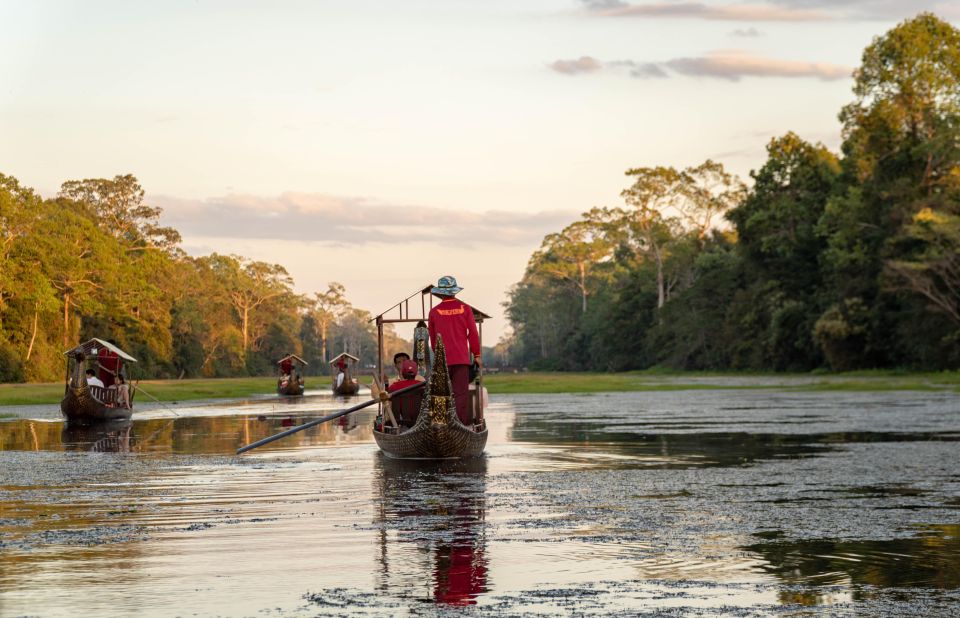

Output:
xmin=427 ymin=275 xmax=482 ymax=425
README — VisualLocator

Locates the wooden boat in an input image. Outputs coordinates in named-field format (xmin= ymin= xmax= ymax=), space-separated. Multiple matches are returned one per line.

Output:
xmin=370 ymin=284 xmax=490 ymax=459
xmin=60 ymin=338 xmax=137 ymax=425
xmin=373 ymin=338 xmax=487 ymax=459
xmin=330 ymin=352 xmax=360 ymax=395
xmin=374 ymin=336 xmax=487 ymax=459
xmin=277 ymin=354 xmax=307 ymax=396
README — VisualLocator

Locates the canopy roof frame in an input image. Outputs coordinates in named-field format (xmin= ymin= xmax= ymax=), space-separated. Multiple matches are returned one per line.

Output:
xmin=371 ymin=284 xmax=491 ymax=326
xmin=370 ymin=284 xmax=491 ymax=393
xmin=64 ymin=338 xmax=137 ymax=363
xmin=329 ymin=352 xmax=360 ymax=365
xmin=277 ymin=354 xmax=308 ymax=366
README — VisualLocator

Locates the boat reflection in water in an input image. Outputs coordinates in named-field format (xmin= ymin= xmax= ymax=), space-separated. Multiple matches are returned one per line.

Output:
xmin=373 ymin=455 xmax=488 ymax=605
xmin=61 ymin=419 xmax=134 ymax=453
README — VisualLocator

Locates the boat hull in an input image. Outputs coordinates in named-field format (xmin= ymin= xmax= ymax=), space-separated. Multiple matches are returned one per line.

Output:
xmin=373 ymin=420 xmax=487 ymax=459
xmin=277 ymin=381 xmax=305 ymax=396
xmin=333 ymin=379 xmax=359 ymax=395
xmin=60 ymin=387 xmax=132 ymax=425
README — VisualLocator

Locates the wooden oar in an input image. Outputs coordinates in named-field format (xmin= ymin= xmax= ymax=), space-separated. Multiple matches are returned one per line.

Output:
xmin=236 ymin=381 xmax=426 ymax=455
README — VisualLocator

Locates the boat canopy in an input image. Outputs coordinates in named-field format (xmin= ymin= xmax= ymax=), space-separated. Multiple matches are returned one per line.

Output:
xmin=329 ymin=352 xmax=360 ymax=365
xmin=64 ymin=338 xmax=137 ymax=363
xmin=371 ymin=283 xmax=491 ymax=326
xmin=277 ymin=354 xmax=308 ymax=366
xmin=369 ymin=283 xmax=491 ymax=393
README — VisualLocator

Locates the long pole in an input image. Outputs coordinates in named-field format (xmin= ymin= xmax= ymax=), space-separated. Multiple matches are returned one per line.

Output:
xmin=236 ymin=381 xmax=425 ymax=455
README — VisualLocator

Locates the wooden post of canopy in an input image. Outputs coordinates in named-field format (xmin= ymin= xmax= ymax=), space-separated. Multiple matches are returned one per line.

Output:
xmin=477 ymin=320 xmax=484 ymax=424
xmin=376 ymin=316 xmax=384 ymax=414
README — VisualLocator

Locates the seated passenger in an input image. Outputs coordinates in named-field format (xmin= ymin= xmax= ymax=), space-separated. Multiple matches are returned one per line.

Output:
xmin=85 ymin=369 xmax=105 ymax=388
xmin=388 ymin=360 xmax=422 ymax=393
xmin=390 ymin=352 xmax=425 ymax=387
xmin=387 ymin=360 xmax=423 ymax=426
xmin=108 ymin=375 xmax=131 ymax=409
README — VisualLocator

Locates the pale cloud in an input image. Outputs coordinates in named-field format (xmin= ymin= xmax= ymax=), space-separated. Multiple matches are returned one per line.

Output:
xmin=551 ymin=50 xmax=851 ymax=81
xmin=578 ymin=0 xmax=959 ymax=21
xmin=151 ymin=192 xmax=577 ymax=249
xmin=609 ymin=59 xmax=671 ymax=78
xmin=766 ymin=0 xmax=960 ymax=20
xmin=665 ymin=50 xmax=851 ymax=80
xmin=550 ymin=56 xmax=604 ymax=75
xmin=580 ymin=1 xmax=827 ymax=21
xmin=730 ymin=26 xmax=764 ymax=36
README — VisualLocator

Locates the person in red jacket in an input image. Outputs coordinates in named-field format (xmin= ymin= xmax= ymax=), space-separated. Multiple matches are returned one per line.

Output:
xmin=427 ymin=275 xmax=481 ymax=425
xmin=387 ymin=360 xmax=421 ymax=393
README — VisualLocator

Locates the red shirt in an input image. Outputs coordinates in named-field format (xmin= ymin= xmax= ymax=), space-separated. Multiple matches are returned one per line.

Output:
xmin=428 ymin=297 xmax=480 ymax=366
xmin=388 ymin=378 xmax=421 ymax=392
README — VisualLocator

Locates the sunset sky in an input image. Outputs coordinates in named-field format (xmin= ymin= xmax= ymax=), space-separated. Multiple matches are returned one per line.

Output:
xmin=2 ymin=0 xmax=955 ymax=340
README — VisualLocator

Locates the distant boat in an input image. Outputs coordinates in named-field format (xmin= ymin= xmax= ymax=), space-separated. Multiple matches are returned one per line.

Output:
xmin=277 ymin=354 xmax=307 ymax=396
xmin=60 ymin=338 xmax=137 ymax=425
xmin=330 ymin=352 xmax=360 ymax=395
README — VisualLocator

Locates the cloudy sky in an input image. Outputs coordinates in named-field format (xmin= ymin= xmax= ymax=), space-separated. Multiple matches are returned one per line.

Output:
xmin=2 ymin=0 xmax=956 ymax=340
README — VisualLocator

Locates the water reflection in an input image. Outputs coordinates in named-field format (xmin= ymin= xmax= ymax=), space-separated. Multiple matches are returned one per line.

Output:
xmin=511 ymin=421 xmax=960 ymax=469
xmin=0 ymin=411 xmax=377 ymax=455
xmin=744 ymin=525 xmax=960 ymax=591
xmin=373 ymin=456 xmax=488 ymax=605
xmin=61 ymin=420 xmax=133 ymax=453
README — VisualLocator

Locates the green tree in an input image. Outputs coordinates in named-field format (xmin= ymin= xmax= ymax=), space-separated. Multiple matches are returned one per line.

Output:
xmin=58 ymin=174 xmax=181 ymax=250
xmin=210 ymin=255 xmax=295 ymax=359
xmin=885 ymin=208 xmax=960 ymax=326
xmin=820 ymin=12 xmax=960 ymax=367
xmin=528 ymin=213 xmax=615 ymax=313
xmin=313 ymin=282 xmax=347 ymax=366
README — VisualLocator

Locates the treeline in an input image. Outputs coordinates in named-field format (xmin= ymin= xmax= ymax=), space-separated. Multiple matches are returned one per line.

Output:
xmin=503 ymin=14 xmax=960 ymax=372
xmin=0 ymin=175 xmax=406 ymax=382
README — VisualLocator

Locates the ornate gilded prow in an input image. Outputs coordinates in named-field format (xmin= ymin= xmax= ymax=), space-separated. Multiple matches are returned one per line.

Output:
xmin=69 ymin=350 xmax=88 ymax=391
xmin=426 ymin=335 xmax=455 ymax=425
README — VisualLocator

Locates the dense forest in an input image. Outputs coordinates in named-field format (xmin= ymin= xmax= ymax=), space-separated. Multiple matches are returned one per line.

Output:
xmin=0 ymin=174 xmax=409 ymax=382
xmin=503 ymin=14 xmax=960 ymax=372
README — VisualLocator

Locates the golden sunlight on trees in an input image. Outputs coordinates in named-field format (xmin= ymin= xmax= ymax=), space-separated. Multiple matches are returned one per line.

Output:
xmin=504 ymin=13 xmax=960 ymax=372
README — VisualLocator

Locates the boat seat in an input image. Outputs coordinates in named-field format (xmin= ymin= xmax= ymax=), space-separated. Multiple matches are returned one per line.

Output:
xmin=390 ymin=390 xmax=423 ymax=427
xmin=88 ymin=385 xmax=115 ymax=404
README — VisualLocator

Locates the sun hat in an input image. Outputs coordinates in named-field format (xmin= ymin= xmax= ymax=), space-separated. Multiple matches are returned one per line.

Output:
xmin=431 ymin=275 xmax=463 ymax=296
xmin=400 ymin=359 xmax=418 ymax=378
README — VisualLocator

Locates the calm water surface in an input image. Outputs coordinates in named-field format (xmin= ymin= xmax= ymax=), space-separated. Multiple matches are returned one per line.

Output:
xmin=1 ymin=389 xmax=959 ymax=616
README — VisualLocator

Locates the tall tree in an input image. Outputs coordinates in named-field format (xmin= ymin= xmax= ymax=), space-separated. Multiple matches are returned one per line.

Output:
xmin=620 ymin=166 xmax=683 ymax=311
xmin=528 ymin=213 xmax=615 ymax=313
xmin=0 ymin=174 xmax=41 ymax=327
xmin=820 ymin=12 xmax=960 ymax=367
xmin=677 ymin=160 xmax=747 ymax=242
xmin=58 ymin=175 xmax=181 ymax=251
xmin=211 ymin=254 xmax=293 ymax=355
xmin=313 ymin=282 xmax=347 ymax=365
xmin=885 ymin=207 xmax=960 ymax=326
xmin=37 ymin=199 xmax=118 ymax=348
xmin=620 ymin=161 xmax=741 ymax=310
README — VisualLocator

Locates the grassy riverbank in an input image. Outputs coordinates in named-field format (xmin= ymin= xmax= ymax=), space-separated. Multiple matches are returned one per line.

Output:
xmin=0 ymin=377 xmax=278 ymax=406
xmin=482 ymin=370 xmax=960 ymax=394
xmin=0 ymin=371 xmax=957 ymax=406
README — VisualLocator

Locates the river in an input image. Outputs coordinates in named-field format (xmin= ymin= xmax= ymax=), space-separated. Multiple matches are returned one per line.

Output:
xmin=1 ymin=388 xmax=958 ymax=616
